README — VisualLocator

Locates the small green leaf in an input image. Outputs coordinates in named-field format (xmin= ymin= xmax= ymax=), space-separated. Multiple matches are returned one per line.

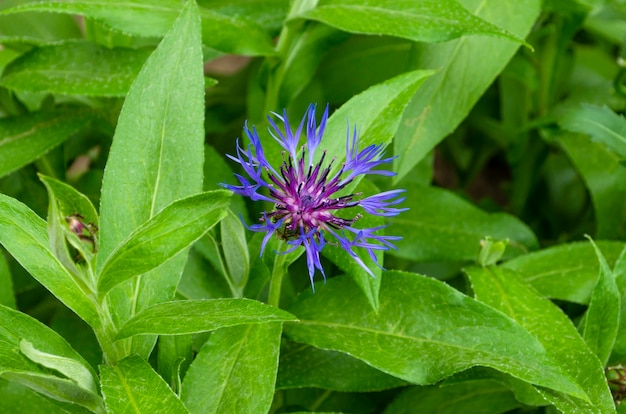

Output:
xmin=466 ymin=266 xmax=615 ymax=413
xmin=0 ymin=109 xmax=94 ymax=179
xmin=97 ymin=191 xmax=231 ymax=295
xmin=478 ymin=237 xmax=509 ymax=266
xmin=297 ymin=0 xmax=528 ymax=45
xmin=503 ymin=241 xmax=626 ymax=305
xmin=116 ymin=299 xmax=297 ymax=339
xmin=560 ymin=104 xmax=626 ymax=159
xmin=393 ymin=0 xmax=541 ymax=181
xmin=0 ymin=195 xmax=99 ymax=325
xmin=285 ymin=272 xmax=584 ymax=398
xmin=0 ymin=40 xmax=152 ymax=96
xmin=387 ymin=185 xmax=537 ymax=262
xmin=0 ymin=253 xmax=15 ymax=308
xmin=100 ymin=355 xmax=188 ymax=414
xmin=181 ymin=323 xmax=282 ymax=414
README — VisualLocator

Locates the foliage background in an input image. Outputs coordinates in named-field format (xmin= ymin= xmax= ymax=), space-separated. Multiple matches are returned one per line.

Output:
xmin=1 ymin=0 xmax=626 ymax=413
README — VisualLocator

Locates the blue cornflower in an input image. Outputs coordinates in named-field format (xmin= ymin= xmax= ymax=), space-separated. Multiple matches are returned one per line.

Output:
xmin=222 ymin=104 xmax=407 ymax=287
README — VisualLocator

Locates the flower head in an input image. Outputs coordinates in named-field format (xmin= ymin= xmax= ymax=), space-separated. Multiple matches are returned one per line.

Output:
xmin=222 ymin=104 xmax=407 ymax=288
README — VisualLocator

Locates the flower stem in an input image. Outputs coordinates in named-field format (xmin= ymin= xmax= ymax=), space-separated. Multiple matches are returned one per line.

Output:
xmin=268 ymin=248 xmax=290 ymax=308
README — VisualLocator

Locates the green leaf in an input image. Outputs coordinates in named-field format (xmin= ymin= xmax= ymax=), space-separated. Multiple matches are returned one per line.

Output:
xmin=100 ymin=355 xmax=188 ymax=414
xmin=116 ymin=299 xmax=297 ymax=339
xmin=465 ymin=266 xmax=615 ymax=413
xmin=297 ymin=0 xmax=528 ymax=44
xmin=560 ymin=104 xmax=626 ymax=159
xmin=97 ymin=191 xmax=231 ymax=295
xmin=0 ymin=0 xmax=275 ymax=55
xmin=0 ymin=109 xmax=94 ymax=179
xmin=277 ymin=342 xmax=407 ymax=391
xmin=387 ymin=185 xmax=537 ymax=262
xmin=0 ymin=40 xmax=152 ymax=96
xmin=384 ymin=380 xmax=520 ymax=414
xmin=393 ymin=0 xmax=541 ymax=182
xmin=0 ymin=195 xmax=99 ymax=325
xmin=181 ymin=323 xmax=282 ymax=414
xmin=0 ymin=305 xmax=102 ymax=412
xmin=220 ymin=209 xmax=249 ymax=295
xmin=579 ymin=239 xmax=620 ymax=366
xmin=95 ymin=0 xmax=205 ymax=358
xmin=0 ymin=252 xmax=15 ymax=308
xmin=157 ymin=335 xmax=192 ymax=394
xmin=0 ymin=379 xmax=75 ymax=414
xmin=284 ymin=272 xmax=585 ymax=399
xmin=609 ymin=245 xmax=626 ymax=363
xmin=557 ymin=132 xmax=626 ymax=239
xmin=502 ymin=240 xmax=626 ymax=304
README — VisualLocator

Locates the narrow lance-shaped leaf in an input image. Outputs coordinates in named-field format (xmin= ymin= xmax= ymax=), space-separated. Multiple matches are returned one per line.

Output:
xmin=0 ymin=109 xmax=94 ymax=179
xmin=0 ymin=195 xmax=99 ymax=325
xmin=116 ymin=299 xmax=297 ymax=339
xmin=285 ymin=272 xmax=585 ymax=399
xmin=97 ymin=191 xmax=231 ymax=295
xmin=580 ymin=239 xmax=621 ymax=366
xmin=394 ymin=0 xmax=541 ymax=181
xmin=560 ymin=104 xmax=626 ymax=159
xmin=0 ymin=40 xmax=152 ymax=96
xmin=181 ymin=323 xmax=282 ymax=414
xmin=297 ymin=0 xmax=528 ymax=45
xmin=465 ymin=266 xmax=616 ymax=413
xmin=100 ymin=355 xmax=188 ymax=414
xmin=95 ymin=0 xmax=205 ymax=358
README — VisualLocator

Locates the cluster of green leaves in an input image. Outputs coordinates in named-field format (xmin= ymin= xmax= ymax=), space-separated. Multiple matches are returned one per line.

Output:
xmin=0 ymin=0 xmax=625 ymax=413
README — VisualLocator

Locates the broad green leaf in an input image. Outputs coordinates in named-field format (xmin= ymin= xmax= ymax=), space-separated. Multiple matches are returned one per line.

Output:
xmin=558 ymin=132 xmax=626 ymax=239
xmin=220 ymin=209 xmax=249 ymax=295
xmin=0 ymin=0 xmax=81 ymax=45
xmin=0 ymin=305 xmax=102 ymax=412
xmin=100 ymin=355 xmax=188 ymax=414
xmin=0 ymin=252 xmax=15 ymax=308
xmin=384 ymin=380 xmax=520 ymax=414
xmin=97 ymin=191 xmax=231 ymax=295
xmin=285 ymin=272 xmax=584 ymax=398
xmin=502 ymin=241 xmax=626 ymax=304
xmin=0 ymin=0 xmax=275 ymax=55
xmin=1 ymin=41 xmax=151 ymax=96
xmin=0 ymin=109 xmax=94 ymax=179
xmin=387 ymin=185 xmax=537 ymax=262
xmin=579 ymin=240 xmax=620 ymax=365
xmin=277 ymin=342 xmax=407 ymax=391
xmin=394 ymin=0 xmax=541 ymax=181
xmin=298 ymin=0 xmax=527 ymax=44
xmin=116 ymin=299 xmax=297 ymax=339
xmin=181 ymin=323 xmax=282 ymax=414
xmin=0 ymin=195 xmax=99 ymax=325
xmin=0 ymin=379 xmax=76 ymax=414
xmin=465 ymin=266 xmax=615 ymax=413
xmin=95 ymin=0 xmax=205 ymax=358
xmin=560 ymin=104 xmax=626 ymax=159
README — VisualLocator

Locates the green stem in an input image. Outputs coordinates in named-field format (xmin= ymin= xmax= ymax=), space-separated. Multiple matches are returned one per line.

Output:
xmin=268 ymin=249 xmax=289 ymax=308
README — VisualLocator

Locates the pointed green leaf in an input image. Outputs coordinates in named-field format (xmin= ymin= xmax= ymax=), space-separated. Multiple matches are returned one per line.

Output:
xmin=0 ymin=195 xmax=98 ymax=325
xmin=0 ymin=253 xmax=15 ymax=308
xmin=503 ymin=241 xmax=626 ymax=304
xmin=394 ymin=0 xmax=540 ymax=181
xmin=181 ymin=323 xmax=282 ymax=414
xmin=0 ymin=109 xmax=94 ymax=179
xmin=465 ymin=266 xmax=615 ymax=413
xmin=387 ymin=185 xmax=537 ymax=262
xmin=1 ymin=41 xmax=151 ymax=96
xmin=560 ymin=104 xmax=626 ymax=159
xmin=100 ymin=355 xmax=188 ymax=414
xmin=580 ymin=239 xmax=620 ymax=366
xmin=285 ymin=272 xmax=584 ymax=399
xmin=116 ymin=299 xmax=297 ymax=339
xmin=95 ymin=0 xmax=205 ymax=358
xmin=297 ymin=0 xmax=527 ymax=44
xmin=220 ymin=209 xmax=249 ymax=294
xmin=97 ymin=191 xmax=231 ymax=295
